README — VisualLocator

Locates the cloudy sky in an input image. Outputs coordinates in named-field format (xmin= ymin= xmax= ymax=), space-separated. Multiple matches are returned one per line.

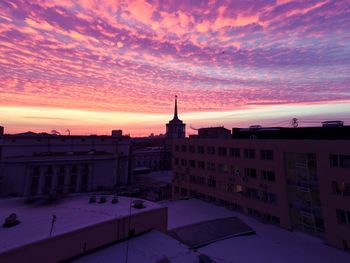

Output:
xmin=0 ymin=0 xmax=349 ymax=136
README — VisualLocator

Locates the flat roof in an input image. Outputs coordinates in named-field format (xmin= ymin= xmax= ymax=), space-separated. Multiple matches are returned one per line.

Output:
xmin=74 ymin=198 xmax=350 ymax=263
xmin=0 ymin=195 xmax=162 ymax=253
xmin=231 ymin=126 xmax=350 ymax=140
xmin=162 ymin=199 xmax=350 ymax=263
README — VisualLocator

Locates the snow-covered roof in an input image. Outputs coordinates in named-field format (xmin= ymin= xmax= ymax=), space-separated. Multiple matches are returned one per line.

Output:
xmin=74 ymin=198 xmax=350 ymax=263
xmin=0 ymin=195 xmax=162 ymax=253
xmin=163 ymin=199 xmax=350 ymax=263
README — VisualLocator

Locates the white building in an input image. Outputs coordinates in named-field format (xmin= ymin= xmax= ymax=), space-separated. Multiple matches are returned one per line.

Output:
xmin=0 ymin=127 xmax=130 ymax=197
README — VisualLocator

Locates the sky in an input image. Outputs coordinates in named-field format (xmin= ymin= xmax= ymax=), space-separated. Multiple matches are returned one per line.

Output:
xmin=0 ymin=0 xmax=349 ymax=136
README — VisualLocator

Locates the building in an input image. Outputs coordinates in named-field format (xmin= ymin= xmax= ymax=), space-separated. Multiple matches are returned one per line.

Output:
xmin=172 ymin=125 xmax=350 ymax=251
xmin=0 ymin=195 xmax=167 ymax=263
xmin=166 ymin=96 xmax=185 ymax=139
xmin=130 ymin=136 xmax=171 ymax=176
xmin=0 ymin=127 xmax=130 ymax=197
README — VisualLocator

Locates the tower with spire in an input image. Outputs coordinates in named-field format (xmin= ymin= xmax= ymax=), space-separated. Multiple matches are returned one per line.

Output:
xmin=166 ymin=95 xmax=186 ymax=139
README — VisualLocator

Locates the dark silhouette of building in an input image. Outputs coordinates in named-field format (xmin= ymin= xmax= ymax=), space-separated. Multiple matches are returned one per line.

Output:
xmin=166 ymin=96 xmax=186 ymax=139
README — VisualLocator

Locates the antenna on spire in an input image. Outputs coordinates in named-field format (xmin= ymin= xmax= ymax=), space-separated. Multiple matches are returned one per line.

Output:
xmin=174 ymin=95 xmax=178 ymax=118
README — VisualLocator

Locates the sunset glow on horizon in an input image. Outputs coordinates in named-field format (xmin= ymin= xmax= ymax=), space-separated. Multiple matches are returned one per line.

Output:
xmin=0 ymin=0 xmax=349 ymax=136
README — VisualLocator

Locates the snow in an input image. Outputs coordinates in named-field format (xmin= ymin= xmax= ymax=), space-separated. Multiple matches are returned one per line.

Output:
xmin=76 ymin=198 xmax=350 ymax=262
xmin=0 ymin=195 xmax=161 ymax=253
xmin=3 ymin=197 xmax=349 ymax=263
xmin=162 ymin=198 xmax=350 ymax=263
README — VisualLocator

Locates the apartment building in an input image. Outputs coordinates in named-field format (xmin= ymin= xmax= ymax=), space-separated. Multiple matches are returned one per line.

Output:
xmin=172 ymin=125 xmax=350 ymax=251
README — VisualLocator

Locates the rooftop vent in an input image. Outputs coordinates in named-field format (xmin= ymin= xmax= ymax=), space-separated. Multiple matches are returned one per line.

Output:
xmin=112 ymin=195 xmax=118 ymax=204
xmin=322 ymin=120 xmax=344 ymax=127
xmin=3 ymin=213 xmax=20 ymax=228
xmin=98 ymin=196 xmax=107 ymax=204
xmin=133 ymin=200 xmax=145 ymax=209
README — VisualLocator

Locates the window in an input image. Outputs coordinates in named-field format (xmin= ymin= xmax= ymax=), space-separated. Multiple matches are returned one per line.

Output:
xmin=235 ymin=185 xmax=243 ymax=193
xmin=175 ymin=145 xmax=179 ymax=152
xmin=207 ymin=162 xmax=216 ymax=171
xmin=82 ymin=174 xmax=88 ymax=185
xmin=261 ymin=149 xmax=273 ymax=160
xmin=189 ymin=175 xmax=196 ymax=183
xmin=262 ymin=170 xmax=276 ymax=182
xmin=181 ymin=174 xmax=186 ymax=181
xmin=332 ymin=181 xmax=350 ymax=196
xmin=181 ymin=145 xmax=187 ymax=152
xmin=246 ymin=187 xmax=259 ymax=199
xmin=197 ymin=176 xmax=205 ymax=185
xmin=207 ymin=176 xmax=216 ymax=188
xmin=174 ymin=158 xmax=179 ymax=165
xmin=189 ymin=190 xmax=196 ymax=196
xmin=244 ymin=149 xmax=255 ymax=159
xmin=218 ymin=164 xmax=229 ymax=173
xmin=337 ymin=209 xmax=350 ymax=224
xmin=218 ymin=147 xmax=227 ymax=156
xmin=197 ymin=146 xmax=205 ymax=154
xmin=198 ymin=161 xmax=205 ymax=170
xmin=44 ymin=176 xmax=52 ymax=189
xmin=181 ymin=159 xmax=187 ymax=167
xmin=57 ymin=175 xmax=64 ymax=187
xmin=230 ymin=148 xmax=240 ymax=157
xmin=262 ymin=191 xmax=277 ymax=204
xmin=245 ymin=168 xmax=257 ymax=178
xmin=30 ymin=176 xmax=39 ymax=193
xmin=189 ymin=145 xmax=195 ymax=153
xmin=330 ymin=154 xmax=350 ymax=168
xmin=189 ymin=160 xmax=196 ymax=168
xmin=174 ymin=186 xmax=179 ymax=194
xmin=207 ymin=146 xmax=215 ymax=155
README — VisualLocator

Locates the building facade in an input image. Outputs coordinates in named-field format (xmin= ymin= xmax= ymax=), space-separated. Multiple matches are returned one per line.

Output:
xmin=0 ymin=127 xmax=130 ymax=197
xmin=172 ymin=126 xmax=350 ymax=251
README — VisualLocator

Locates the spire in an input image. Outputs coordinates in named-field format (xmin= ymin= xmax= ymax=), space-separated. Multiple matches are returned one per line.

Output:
xmin=174 ymin=95 xmax=178 ymax=119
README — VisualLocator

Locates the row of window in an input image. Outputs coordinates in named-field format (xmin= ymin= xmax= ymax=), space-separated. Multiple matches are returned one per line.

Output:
xmin=173 ymin=186 xmax=280 ymax=225
xmin=175 ymin=145 xmax=274 ymax=160
xmin=247 ymin=208 xmax=280 ymax=225
xmin=175 ymin=160 xmax=276 ymax=182
xmin=178 ymin=174 xmax=277 ymax=204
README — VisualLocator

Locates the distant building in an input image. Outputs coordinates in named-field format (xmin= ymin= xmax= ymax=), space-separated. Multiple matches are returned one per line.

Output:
xmin=0 ymin=128 xmax=130 ymax=197
xmin=166 ymin=96 xmax=185 ymax=139
xmin=132 ymin=146 xmax=170 ymax=173
xmin=172 ymin=125 xmax=350 ymax=252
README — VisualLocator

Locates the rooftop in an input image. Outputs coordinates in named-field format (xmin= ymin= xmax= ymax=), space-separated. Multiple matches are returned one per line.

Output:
xmin=231 ymin=125 xmax=350 ymax=140
xmin=74 ymin=198 xmax=350 ymax=263
xmin=0 ymin=195 xmax=162 ymax=253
